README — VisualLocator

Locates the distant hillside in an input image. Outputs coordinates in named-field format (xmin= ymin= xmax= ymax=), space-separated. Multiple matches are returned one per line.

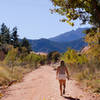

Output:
xmin=26 ymin=28 xmax=88 ymax=53
xmin=28 ymin=38 xmax=87 ymax=53
xmin=49 ymin=28 xmax=87 ymax=42
xmin=64 ymin=38 xmax=87 ymax=50
xmin=28 ymin=38 xmax=65 ymax=53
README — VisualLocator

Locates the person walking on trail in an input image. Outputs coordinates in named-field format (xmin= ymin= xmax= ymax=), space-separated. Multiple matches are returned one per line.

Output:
xmin=56 ymin=61 xmax=69 ymax=96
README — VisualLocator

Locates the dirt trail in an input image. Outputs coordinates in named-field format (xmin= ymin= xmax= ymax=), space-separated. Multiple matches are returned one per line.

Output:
xmin=1 ymin=66 xmax=99 ymax=100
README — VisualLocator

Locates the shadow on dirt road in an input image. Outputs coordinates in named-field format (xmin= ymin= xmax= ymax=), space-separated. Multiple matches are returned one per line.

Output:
xmin=63 ymin=96 xmax=80 ymax=100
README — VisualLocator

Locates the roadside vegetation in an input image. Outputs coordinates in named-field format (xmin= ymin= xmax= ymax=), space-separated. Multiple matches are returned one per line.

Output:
xmin=51 ymin=0 xmax=100 ymax=94
xmin=47 ymin=51 xmax=61 ymax=64
xmin=0 ymin=0 xmax=100 ymax=97
xmin=61 ymin=48 xmax=100 ymax=93
xmin=0 ymin=23 xmax=47 ymax=90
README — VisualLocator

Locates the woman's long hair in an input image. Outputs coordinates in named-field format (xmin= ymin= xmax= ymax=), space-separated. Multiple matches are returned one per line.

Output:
xmin=60 ymin=61 xmax=66 ymax=67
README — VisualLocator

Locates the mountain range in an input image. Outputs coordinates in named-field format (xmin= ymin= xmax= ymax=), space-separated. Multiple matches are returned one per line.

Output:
xmin=28 ymin=28 xmax=88 ymax=53
xmin=49 ymin=28 xmax=86 ymax=42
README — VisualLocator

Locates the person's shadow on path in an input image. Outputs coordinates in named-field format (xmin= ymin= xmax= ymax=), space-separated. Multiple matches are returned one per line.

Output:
xmin=63 ymin=96 xmax=80 ymax=100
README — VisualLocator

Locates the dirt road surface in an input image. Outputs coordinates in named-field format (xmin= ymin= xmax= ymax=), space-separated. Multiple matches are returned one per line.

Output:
xmin=1 ymin=66 xmax=100 ymax=100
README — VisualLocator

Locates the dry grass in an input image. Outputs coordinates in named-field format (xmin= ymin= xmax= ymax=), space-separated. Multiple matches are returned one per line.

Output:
xmin=0 ymin=66 xmax=12 ymax=86
xmin=0 ymin=64 xmax=32 ymax=86
xmin=0 ymin=62 xmax=34 ymax=99
xmin=68 ymin=63 xmax=100 ymax=93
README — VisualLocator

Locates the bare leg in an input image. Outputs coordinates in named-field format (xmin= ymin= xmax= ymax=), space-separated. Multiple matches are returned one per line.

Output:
xmin=63 ymin=80 xmax=66 ymax=94
xmin=59 ymin=80 xmax=63 ymax=96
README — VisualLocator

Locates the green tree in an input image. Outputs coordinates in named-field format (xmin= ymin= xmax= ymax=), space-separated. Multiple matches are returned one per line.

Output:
xmin=23 ymin=53 xmax=41 ymax=67
xmin=51 ymin=0 xmax=100 ymax=27
xmin=52 ymin=51 xmax=61 ymax=63
xmin=61 ymin=48 xmax=87 ymax=64
xmin=51 ymin=0 xmax=100 ymax=62
xmin=5 ymin=30 xmax=11 ymax=44
xmin=0 ymin=23 xmax=11 ymax=44
xmin=47 ymin=51 xmax=60 ymax=63
xmin=11 ymin=27 xmax=19 ymax=48
xmin=21 ymin=38 xmax=32 ymax=53
xmin=47 ymin=51 xmax=54 ymax=63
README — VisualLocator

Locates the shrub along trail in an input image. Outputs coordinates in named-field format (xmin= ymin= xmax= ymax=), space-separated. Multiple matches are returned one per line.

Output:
xmin=1 ymin=66 xmax=99 ymax=100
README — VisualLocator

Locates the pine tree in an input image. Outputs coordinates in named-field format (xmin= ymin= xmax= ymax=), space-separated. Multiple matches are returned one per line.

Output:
xmin=11 ymin=27 xmax=19 ymax=48
xmin=21 ymin=38 xmax=31 ymax=53
xmin=5 ymin=29 xmax=11 ymax=44
xmin=0 ymin=23 xmax=11 ymax=44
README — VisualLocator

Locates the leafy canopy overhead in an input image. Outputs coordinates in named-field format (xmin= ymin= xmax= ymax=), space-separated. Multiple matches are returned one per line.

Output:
xmin=51 ymin=0 xmax=100 ymax=27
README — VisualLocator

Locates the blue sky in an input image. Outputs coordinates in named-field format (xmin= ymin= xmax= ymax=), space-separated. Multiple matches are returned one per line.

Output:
xmin=0 ymin=0 xmax=90 ymax=39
